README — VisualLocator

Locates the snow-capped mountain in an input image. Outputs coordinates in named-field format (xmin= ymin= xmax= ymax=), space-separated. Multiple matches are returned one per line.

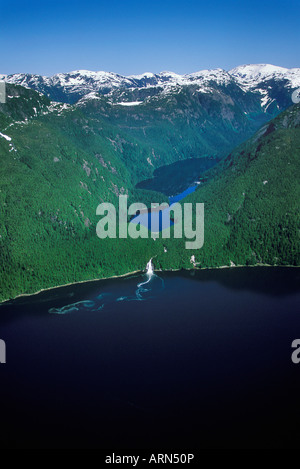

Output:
xmin=0 ymin=70 xmax=134 ymax=104
xmin=0 ymin=68 xmax=233 ymax=102
xmin=229 ymin=64 xmax=300 ymax=90
xmin=1 ymin=64 xmax=299 ymax=172
xmin=1 ymin=64 xmax=299 ymax=106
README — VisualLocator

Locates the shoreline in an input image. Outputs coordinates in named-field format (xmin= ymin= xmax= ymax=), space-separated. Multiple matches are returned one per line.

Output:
xmin=1 ymin=263 xmax=299 ymax=306
xmin=0 ymin=269 xmax=141 ymax=305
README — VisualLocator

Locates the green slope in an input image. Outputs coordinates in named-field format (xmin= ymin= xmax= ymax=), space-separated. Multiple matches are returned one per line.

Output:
xmin=152 ymin=103 xmax=300 ymax=270
xmin=0 ymin=85 xmax=165 ymax=300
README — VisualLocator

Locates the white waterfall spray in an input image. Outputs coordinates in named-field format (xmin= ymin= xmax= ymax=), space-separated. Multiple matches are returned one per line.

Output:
xmin=137 ymin=258 xmax=154 ymax=294
xmin=146 ymin=258 xmax=154 ymax=275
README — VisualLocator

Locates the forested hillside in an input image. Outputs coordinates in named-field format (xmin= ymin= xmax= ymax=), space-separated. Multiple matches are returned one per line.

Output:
xmin=153 ymin=103 xmax=300 ymax=269
xmin=0 ymin=85 xmax=164 ymax=300
xmin=0 ymin=84 xmax=299 ymax=302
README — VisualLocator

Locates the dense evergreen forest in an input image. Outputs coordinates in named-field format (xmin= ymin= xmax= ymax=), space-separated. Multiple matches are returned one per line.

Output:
xmin=0 ymin=84 xmax=299 ymax=302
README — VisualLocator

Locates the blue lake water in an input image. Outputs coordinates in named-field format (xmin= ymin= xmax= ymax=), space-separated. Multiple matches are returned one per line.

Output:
xmin=131 ymin=185 xmax=198 ymax=232
xmin=0 ymin=267 xmax=299 ymax=449
xmin=168 ymin=184 xmax=198 ymax=205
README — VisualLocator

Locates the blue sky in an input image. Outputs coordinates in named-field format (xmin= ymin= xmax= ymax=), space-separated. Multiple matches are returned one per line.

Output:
xmin=1 ymin=0 xmax=299 ymax=76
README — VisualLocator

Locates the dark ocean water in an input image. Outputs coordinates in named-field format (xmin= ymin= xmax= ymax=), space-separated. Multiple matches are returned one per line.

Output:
xmin=0 ymin=267 xmax=300 ymax=449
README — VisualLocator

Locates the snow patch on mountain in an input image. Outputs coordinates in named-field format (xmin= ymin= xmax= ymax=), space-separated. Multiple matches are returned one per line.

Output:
xmin=115 ymin=101 xmax=143 ymax=106
xmin=0 ymin=132 xmax=12 ymax=141
xmin=77 ymin=91 xmax=102 ymax=103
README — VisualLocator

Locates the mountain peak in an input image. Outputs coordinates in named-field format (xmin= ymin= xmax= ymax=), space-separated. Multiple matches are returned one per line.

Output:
xmin=230 ymin=63 xmax=300 ymax=89
xmin=230 ymin=63 xmax=289 ymax=75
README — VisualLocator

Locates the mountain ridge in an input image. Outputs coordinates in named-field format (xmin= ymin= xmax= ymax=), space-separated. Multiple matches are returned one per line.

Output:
xmin=1 ymin=64 xmax=299 ymax=106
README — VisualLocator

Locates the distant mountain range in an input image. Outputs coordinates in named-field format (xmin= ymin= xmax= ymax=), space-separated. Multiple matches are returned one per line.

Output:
xmin=1 ymin=64 xmax=299 ymax=173
xmin=1 ymin=64 xmax=300 ymax=108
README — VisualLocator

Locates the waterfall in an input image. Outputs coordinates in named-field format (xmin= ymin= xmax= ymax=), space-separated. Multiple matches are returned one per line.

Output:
xmin=136 ymin=258 xmax=154 ymax=293
xmin=146 ymin=258 xmax=153 ymax=275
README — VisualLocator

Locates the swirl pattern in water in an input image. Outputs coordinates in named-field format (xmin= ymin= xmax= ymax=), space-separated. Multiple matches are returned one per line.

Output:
xmin=48 ymin=269 xmax=164 ymax=315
